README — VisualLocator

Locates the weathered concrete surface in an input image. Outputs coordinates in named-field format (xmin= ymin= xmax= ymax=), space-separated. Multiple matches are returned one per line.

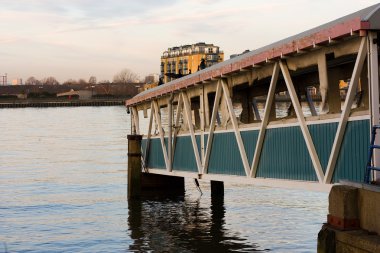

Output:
xmin=328 ymin=185 xmax=359 ymax=229
xmin=318 ymin=225 xmax=380 ymax=253
xmin=318 ymin=184 xmax=380 ymax=253
xmin=127 ymin=135 xmax=143 ymax=200
xmin=359 ymin=188 xmax=380 ymax=235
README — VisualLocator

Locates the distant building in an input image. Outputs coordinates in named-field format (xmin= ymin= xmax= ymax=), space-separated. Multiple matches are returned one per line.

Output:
xmin=144 ymin=74 xmax=159 ymax=84
xmin=12 ymin=78 xmax=22 ymax=85
xmin=160 ymin=42 xmax=224 ymax=83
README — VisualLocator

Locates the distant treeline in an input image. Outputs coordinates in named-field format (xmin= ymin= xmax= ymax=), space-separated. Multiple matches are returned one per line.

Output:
xmin=0 ymin=83 xmax=139 ymax=99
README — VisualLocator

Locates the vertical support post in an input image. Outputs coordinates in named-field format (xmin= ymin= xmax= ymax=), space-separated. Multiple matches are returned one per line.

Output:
xmin=369 ymin=32 xmax=380 ymax=180
xmin=324 ymin=37 xmax=368 ymax=184
xmin=168 ymin=95 xmax=173 ymax=172
xmin=128 ymin=134 xmax=142 ymax=200
xmin=211 ymin=180 xmax=224 ymax=198
xmin=131 ymin=107 xmax=140 ymax=135
xmin=200 ymin=85 xmax=205 ymax=163
xmin=144 ymin=104 xmax=154 ymax=167
xmin=318 ymin=52 xmax=329 ymax=114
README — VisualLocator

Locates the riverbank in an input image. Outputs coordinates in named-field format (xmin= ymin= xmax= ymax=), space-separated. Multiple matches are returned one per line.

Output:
xmin=0 ymin=98 xmax=125 ymax=108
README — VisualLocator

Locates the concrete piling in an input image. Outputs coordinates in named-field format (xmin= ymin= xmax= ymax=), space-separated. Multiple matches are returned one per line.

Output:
xmin=211 ymin=181 xmax=224 ymax=198
xmin=127 ymin=135 xmax=143 ymax=200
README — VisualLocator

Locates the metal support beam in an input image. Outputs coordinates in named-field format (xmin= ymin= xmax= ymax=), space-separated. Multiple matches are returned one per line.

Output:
xmin=200 ymin=86 xmax=205 ymax=163
xmin=168 ymin=94 xmax=173 ymax=171
xmin=368 ymin=32 xmax=380 ymax=180
xmin=152 ymin=100 xmax=170 ymax=171
xmin=172 ymin=95 xmax=183 ymax=167
xmin=221 ymin=79 xmax=251 ymax=177
xmin=324 ymin=37 xmax=368 ymax=184
xmin=250 ymin=63 xmax=279 ymax=177
xmin=131 ymin=107 xmax=140 ymax=135
xmin=318 ymin=52 xmax=329 ymax=114
xmin=144 ymin=104 xmax=154 ymax=168
xmin=280 ymin=61 xmax=325 ymax=183
xmin=181 ymin=92 xmax=203 ymax=174
xmin=203 ymin=81 xmax=222 ymax=174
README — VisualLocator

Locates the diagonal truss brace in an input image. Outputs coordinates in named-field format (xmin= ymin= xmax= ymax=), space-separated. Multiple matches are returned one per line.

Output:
xmin=250 ymin=63 xmax=280 ymax=177
xmin=220 ymin=79 xmax=251 ymax=177
xmin=324 ymin=37 xmax=368 ymax=184
xmin=280 ymin=61 xmax=325 ymax=183
xmin=181 ymin=92 xmax=203 ymax=174
xmin=152 ymin=100 xmax=170 ymax=171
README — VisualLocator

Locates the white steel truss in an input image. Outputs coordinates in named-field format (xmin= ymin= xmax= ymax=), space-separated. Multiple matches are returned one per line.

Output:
xmin=133 ymin=36 xmax=370 ymax=186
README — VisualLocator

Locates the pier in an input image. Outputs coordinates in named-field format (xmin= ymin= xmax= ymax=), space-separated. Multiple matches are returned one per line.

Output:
xmin=126 ymin=5 xmax=380 ymax=252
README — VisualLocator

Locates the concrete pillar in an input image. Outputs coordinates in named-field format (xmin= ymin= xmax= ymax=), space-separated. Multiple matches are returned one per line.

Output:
xmin=128 ymin=135 xmax=143 ymax=200
xmin=327 ymin=185 xmax=359 ymax=230
xmin=327 ymin=69 xmax=343 ymax=114
xmin=211 ymin=180 xmax=224 ymax=198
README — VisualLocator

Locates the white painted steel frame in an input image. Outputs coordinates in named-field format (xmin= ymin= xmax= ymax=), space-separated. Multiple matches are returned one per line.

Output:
xmin=250 ymin=63 xmax=279 ymax=177
xmin=203 ymin=80 xmax=222 ymax=174
xmin=143 ymin=104 xmax=154 ymax=168
xmin=181 ymin=92 xmax=203 ymax=174
xmin=280 ymin=61 xmax=325 ymax=183
xmin=368 ymin=32 xmax=380 ymax=180
xmin=324 ymin=37 xmax=368 ymax=183
xmin=221 ymin=79 xmax=251 ymax=177
xmin=152 ymin=100 xmax=170 ymax=171
xmin=138 ymin=36 xmax=372 ymax=187
xmin=172 ymin=94 xmax=183 ymax=168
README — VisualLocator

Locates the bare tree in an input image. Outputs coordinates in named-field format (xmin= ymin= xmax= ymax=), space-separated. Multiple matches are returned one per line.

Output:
xmin=78 ymin=79 xmax=87 ymax=85
xmin=25 ymin=76 xmax=41 ymax=85
xmin=113 ymin=68 xmax=139 ymax=84
xmin=63 ymin=79 xmax=78 ymax=85
xmin=88 ymin=76 xmax=97 ymax=85
xmin=41 ymin=76 xmax=59 ymax=85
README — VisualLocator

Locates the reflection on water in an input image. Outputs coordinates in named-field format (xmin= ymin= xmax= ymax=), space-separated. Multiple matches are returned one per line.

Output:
xmin=128 ymin=195 xmax=264 ymax=253
xmin=0 ymin=107 xmax=327 ymax=252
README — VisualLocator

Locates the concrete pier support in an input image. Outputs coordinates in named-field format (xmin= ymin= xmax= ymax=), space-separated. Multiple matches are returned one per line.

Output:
xmin=128 ymin=135 xmax=185 ymax=199
xmin=318 ymin=184 xmax=380 ymax=253
xmin=211 ymin=180 xmax=224 ymax=198
xmin=128 ymin=135 xmax=143 ymax=200
xmin=141 ymin=173 xmax=185 ymax=197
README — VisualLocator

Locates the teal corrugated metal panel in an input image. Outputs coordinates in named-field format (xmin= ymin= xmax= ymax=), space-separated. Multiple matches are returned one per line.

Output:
xmin=256 ymin=126 xmax=318 ymax=181
xmin=173 ymin=136 xmax=198 ymax=172
xmin=241 ymin=130 xmax=259 ymax=166
xmin=146 ymin=138 xmax=166 ymax=169
xmin=333 ymin=119 xmax=369 ymax=183
xmin=208 ymin=132 xmax=246 ymax=176
xmin=308 ymin=122 xmax=338 ymax=172
xmin=141 ymin=139 xmax=147 ymax=158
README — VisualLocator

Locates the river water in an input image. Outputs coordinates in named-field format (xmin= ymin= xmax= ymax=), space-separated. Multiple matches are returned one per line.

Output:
xmin=0 ymin=106 xmax=327 ymax=252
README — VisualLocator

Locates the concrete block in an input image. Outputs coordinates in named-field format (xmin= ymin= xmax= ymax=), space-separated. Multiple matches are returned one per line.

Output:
xmin=359 ymin=188 xmax=380 ymax=235
xmin=318 ymin=225 xmax=336 ymax=253
xmin=335 ymin=230 xmax=380 ymax=253
xmin=328 ymin=185 xmax=359 ymax=230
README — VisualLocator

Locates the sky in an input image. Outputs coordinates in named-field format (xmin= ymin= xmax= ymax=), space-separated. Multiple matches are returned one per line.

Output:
xmin=0 ymin=0 xmax=379 ymax=83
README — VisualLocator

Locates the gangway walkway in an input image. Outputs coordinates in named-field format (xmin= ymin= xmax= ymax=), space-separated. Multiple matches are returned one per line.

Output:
xmin=126 ymin=4 xmax=380 ymax=191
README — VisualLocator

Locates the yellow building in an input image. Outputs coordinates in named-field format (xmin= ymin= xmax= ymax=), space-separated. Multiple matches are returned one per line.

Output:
xmin=160 ymin=42 xmax=224 ymax=83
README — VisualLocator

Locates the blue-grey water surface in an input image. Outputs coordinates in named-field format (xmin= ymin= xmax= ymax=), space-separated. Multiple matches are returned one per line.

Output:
xmin=0 ymin=106 xmax=327 ymax=252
